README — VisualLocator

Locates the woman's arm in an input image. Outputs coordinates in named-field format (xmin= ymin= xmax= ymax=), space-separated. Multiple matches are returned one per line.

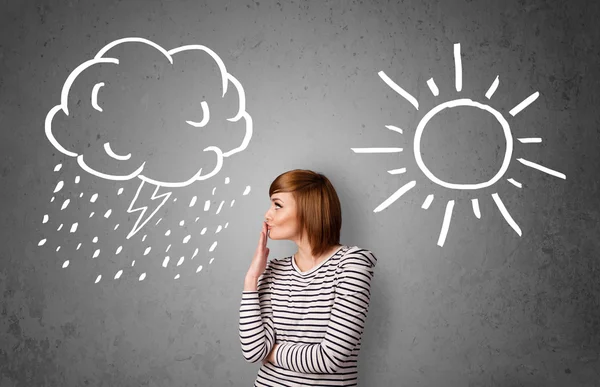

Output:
xmin=270 ymin=248 xmax=377 ymax=373
xmin=239 ymin=263 xmax=277 ymax=363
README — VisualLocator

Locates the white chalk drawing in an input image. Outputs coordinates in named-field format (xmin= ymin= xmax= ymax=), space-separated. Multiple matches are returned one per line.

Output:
xmin=45 ymin=37 xmax=252 ymax=239
xmin=352 ymin=43 xmax=566 ymax=247
xmin=41 ymin=37 xmax=254 ymax=282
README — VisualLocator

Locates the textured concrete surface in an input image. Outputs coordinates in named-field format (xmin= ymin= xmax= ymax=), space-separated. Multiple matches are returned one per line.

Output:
xmin=1 ymin=0 xmax=599 ymax=386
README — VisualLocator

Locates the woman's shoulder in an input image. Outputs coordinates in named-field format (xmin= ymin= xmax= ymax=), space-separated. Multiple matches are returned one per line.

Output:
xmin=265 ymin=255 xmax=292 ymax=270
xmin=338 ymin=245 xmax=377 ymax=266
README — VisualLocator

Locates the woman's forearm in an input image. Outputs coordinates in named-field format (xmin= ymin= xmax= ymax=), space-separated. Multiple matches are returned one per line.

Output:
xmin=244 ymin=275 xmax=259 ymax=291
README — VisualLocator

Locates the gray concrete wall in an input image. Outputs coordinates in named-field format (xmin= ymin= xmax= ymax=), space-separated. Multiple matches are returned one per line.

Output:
xmin=1 ymin=0 xmax=598 ymax=385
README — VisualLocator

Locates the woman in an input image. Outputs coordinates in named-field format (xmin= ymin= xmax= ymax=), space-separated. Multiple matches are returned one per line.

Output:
xmin=239 ymin=169 xmax=377 ymax=386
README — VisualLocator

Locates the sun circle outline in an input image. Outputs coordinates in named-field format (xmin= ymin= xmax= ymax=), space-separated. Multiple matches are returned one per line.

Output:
xmin=413 ymin=98 xmax=513 ymax=190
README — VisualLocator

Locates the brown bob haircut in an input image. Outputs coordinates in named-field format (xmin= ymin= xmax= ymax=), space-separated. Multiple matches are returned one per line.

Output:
xmin=269 ymin=169 xmax=342 ymax=258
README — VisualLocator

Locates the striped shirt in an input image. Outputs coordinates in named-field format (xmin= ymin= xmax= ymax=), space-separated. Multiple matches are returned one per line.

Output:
xmin=239 ymin=245 xmax=377 ymax=386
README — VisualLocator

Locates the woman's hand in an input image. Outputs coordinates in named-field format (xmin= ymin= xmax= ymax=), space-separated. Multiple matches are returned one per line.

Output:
xmin=245 ymin=221 xmax=271 ymax=285
xmin=262 ymin=343 xmax=279 ymax=365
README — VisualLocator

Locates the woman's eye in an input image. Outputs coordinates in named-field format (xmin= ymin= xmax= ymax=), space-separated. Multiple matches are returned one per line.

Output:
xmin=275 ymin=204 xmax=281 ymax=209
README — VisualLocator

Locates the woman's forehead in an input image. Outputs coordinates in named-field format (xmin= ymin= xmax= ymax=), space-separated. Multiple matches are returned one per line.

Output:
xmin=271 ymin=192 xmax=294 ymax=202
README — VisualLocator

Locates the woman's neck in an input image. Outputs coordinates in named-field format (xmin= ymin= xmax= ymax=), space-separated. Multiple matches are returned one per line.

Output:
xmin=294 ymin=244 xmax=342 ymax=270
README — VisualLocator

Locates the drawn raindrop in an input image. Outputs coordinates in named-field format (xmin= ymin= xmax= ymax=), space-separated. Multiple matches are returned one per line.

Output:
xmin=104 ymin=209 xmax=112 ymax=218
xmin=131 ymin=260 xmax=135 ymax=266
xmin=76 ymin=243 xmax=82 ymax=250
xmin=230 ymin=199 xmax=235 ymax=207
xmin=51 ymin=197 xmax=55 ymax=202
xmin=144 ymin=247 xmax=151 ymax=256
xmin=79 ymin=192 xmax=83 ymax=198
xmin=117 ymin=187 xmax=124 ymax=195
xmin=179 ymin=220 xmax=185 ymax=226
xmin=89 ymin=212 xmax=95 ymax=218
xmin=54 ymin=181 xmax=64 ymax=193
xmin=191 ymin=248 xmax=199 ymax=259
xmin=243 ymin=186 xmax=251 ymax=195
xmin=209 ymin=241 xmax=217 ymax=252
xmin=38 ymin=239 xmax=47 ymax=246
xmin=209 ymin=258 xmax=214 ymax=264
xmin=42 ymin=214 xmax=49 ymax=223
xmin=173 ymin=198 xmax=177 ymax=202
xmin=61 ymin=199 xmax=70 ymax=210
xmin=212 ymin=187 xmax=216 ymax=195
xmin=195 ymin=217 xmax=200 ymax=222
xmin=92 ymin=236 xmax=98 ymax=243
xmin=225 ymin=222 xmax=229 ymax=228
xmin=142 ymin=234 xmax=147 ymax=242
xmin=62 ymin=260 xmax=69 ymax=268
xmin=92 ymin=249 xmax=100 ymax=258
xmin=216 ymin=201 xmax=224 ymax=214
xmin=177 ymin=256 xmax=184 ymax=266
xmin=57 ymin=224 xmax=63 ymax=231
xmin=165 ymin=230 xmax=171 ymax=236
xmin=114 ymin=224 xmax=119 ymax=230
xmin=70 ymin=223 xmax=78 ymax=233
xmin=189 ymin=196 xmax=197 ymax=207
xmin=216 ymin=225 xmax=222 ymax=233
xmin=166 ymin=244 xmax=171 ymax=252
xmin=155 ymin=218 xmax=162 ymax=226
xmin=201 ymin=227 xmax=207 ymax=235
xmin=225 ymin=177 xmax=230 ymax=184
xmin=75 ymin=176 xmax=80 ymax=184
xmin=162 ymin=256 xmax=170 ymax=267
xmin=114 ymin=270 xmax=123 ymax=279
xmin=95 ymin=275 xmax=102 ymax=283
xmin=116 ymin=246 xmax=123 ymax=255
xmin=174 ymin=274 xmax=180 ymax=279
xmin=204 ymin=200 xmax=210 ymax=211
xmin=90 ymin=193 xmax=98 ymax=203
xmin=139 ymin=273 xmax=146 ymax=281
xmin=196 ymin=265 xmax=203 ymax=273
xmin=54 ymin=163 xmax=62 ymax=172
xmin=183 ymin=235 xmax=191 ymax=244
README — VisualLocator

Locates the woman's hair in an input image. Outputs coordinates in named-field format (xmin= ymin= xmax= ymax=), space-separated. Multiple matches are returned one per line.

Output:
xmin=269 ymin=169 xmax=342 ymax=258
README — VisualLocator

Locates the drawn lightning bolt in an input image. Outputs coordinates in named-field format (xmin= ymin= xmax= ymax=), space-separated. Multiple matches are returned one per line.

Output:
xmin=126 ymin=180 xmax=172 ymax=239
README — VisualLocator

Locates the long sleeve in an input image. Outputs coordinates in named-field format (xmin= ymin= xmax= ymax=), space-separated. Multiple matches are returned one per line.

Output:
xmin=239 ymin=261 xmax=276 ymax=363
xmin=274 ymin=249 xmax=376 ymax=373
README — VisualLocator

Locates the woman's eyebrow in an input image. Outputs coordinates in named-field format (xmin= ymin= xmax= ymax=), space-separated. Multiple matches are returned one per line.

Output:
xmin=271 ymin=197 xmax=284 ymax=203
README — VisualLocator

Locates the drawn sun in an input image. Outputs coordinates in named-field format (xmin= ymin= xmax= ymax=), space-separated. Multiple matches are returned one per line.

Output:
xmin=352 ymin=43 xmax=566 ymax=247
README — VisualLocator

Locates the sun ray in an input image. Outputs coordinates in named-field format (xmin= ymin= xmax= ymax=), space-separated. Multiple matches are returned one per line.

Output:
xmin=454 ymin=43 xmax=462 ymax=92
xmin=491 ymin=193 xmax=521 ymax=236
xmin=387 ymin=168 xmax=406 ymax=175
xmin=426 ymin=78 xmax=439 ymax=96
xmin=421 ymin=194 xmax=434 ymax=209
xmin=385 ymin=125 xmax=403 ymax=134
xmin=373 ymin=180 xmax=417 ymax=213
xmin=517 ymin=158 xmax=566 ymax=179
xmin=378 ymin=70 xmax=419 ymax=110
xmin=351 ymin=147 xmax=403 ymax=153
xmin=517 ymin=137 xmax=542 ymax=143
xmin=471 ymin=198 xmax=481 ymax=219
xmin=485 ymin=75 xmax=499 ymax=99
xmin=507 ymin=178 xmax=522 ymax=188
xmin=509 ymin=91 xmax=539 ymax=116
xmin=438 ymin=200 xmax=455 ymax=246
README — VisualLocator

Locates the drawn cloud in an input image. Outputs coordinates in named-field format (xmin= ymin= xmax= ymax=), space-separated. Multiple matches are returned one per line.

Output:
xmin=45 ymin=37 xmax=253 ymax=188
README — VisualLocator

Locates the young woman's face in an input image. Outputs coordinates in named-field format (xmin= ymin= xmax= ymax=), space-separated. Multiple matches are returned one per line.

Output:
xmin=264 ymin=192 xmax=302 ymax=241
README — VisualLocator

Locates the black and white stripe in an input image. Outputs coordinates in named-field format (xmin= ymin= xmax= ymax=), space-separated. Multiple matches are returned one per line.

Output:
xmin=240 ymin=245 xmax=377 ymax=386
